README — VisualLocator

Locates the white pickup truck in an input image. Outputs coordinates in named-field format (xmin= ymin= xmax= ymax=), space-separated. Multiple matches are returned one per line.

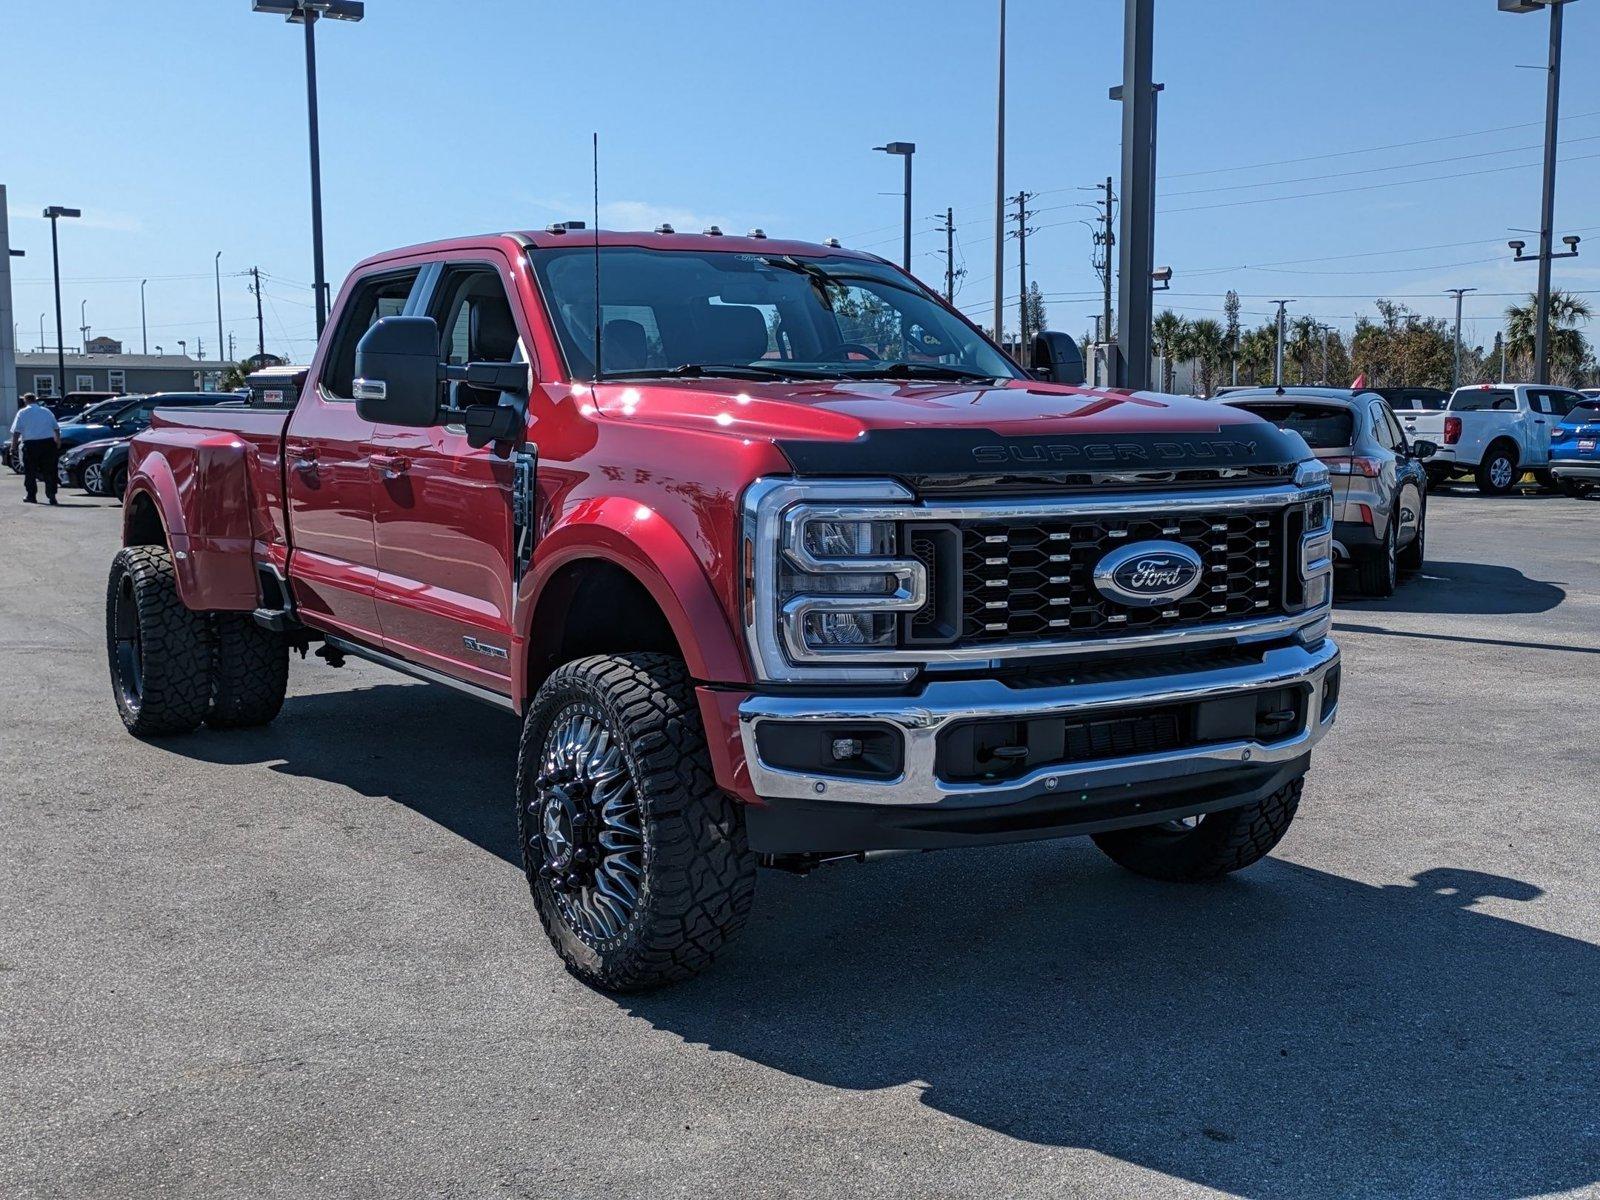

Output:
xmin=1402 ymin=383 xmax=1590 ymax=495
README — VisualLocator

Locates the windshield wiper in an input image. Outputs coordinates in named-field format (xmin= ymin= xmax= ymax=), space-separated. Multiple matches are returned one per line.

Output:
xmin=597 ymin=363 xmax=829 ymax=382
xmin=843 ymin=362 xmax=1006 ymax=383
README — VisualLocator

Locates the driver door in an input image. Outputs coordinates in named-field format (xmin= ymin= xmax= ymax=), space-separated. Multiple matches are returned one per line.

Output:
xmin=369 ymin=257 xmax=527 ymax=691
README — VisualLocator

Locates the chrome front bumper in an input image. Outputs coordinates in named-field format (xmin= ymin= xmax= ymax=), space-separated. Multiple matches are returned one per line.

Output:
xmin=738 ymin=636 xmax=1340 ymax=808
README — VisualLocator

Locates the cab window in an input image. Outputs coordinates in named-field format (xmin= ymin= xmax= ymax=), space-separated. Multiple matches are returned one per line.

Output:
xmin=429 ymin=264 xmax=524 ymax=409
xmin=322 ymin=269 xmax=422 ymax=400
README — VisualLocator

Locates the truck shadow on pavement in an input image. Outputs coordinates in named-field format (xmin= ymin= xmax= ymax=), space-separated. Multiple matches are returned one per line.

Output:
xmin=166 ymin=680 xmax=525 ymax=866
xmin=1338 ymin=559 xmax=1565 ymax=616
xmin=628 ymin=850 xmax=1599 ymax=1200
xmin=163 ymin=681 xmax=1599 ymax=1198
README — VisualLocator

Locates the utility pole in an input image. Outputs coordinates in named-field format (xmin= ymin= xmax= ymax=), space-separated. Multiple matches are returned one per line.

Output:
xmin=1112 ymin=0 xmax=1158 ymax=389
xmin=992 ymin=0 xmax=1006 ymax=343
xmin=228 ymin=332 xmax=236 ymax=360
xmin=79 ymin=300 xmax=89 ymax=352
xmin=140 ymin=279 xmax=148 ymax=355
xmin=1008 ymin=191 xmax=1035 ymax=366
xmin=932 ymin=208 xmax=961 ymax=302
xmin=1272 ymin=300 xmax=1292 ymax=386
xmin=250 ymin=267 xmax=266 ymax=358
xmin=1095 ymin=175 xmax=1115 ymax=352
xmin=1446 ymin=287 xmax=1478 ymax=390
xmin=215 ymin=251 xmax=226 ymax=367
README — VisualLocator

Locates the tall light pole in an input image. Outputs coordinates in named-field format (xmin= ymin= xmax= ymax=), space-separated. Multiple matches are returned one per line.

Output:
xmin=215 ymin=251 xmax=226 ymax=369
xmin=873 ymin=142 xmax=916 ymax=272
xmin=79 ymin=300 xmax=89 ymax=352
xmin=43 ymin=205 xmax=80 ymax=398
xmin=253 ymin=0 xmax=365 ymax=335
xmin=1272 ymin=299 xmax=1293 ymax=387
xmin=1446 ymin=287 xmax=1478 ymax=389
xmin=992 ymin=0 xmax=1006 ymax=343
xmin=1500 ymin=0 xmax=1580 ymax=383
xmin=1113 ymin=0 xmax=1158 ymax=389
xmin=140 ymin=279 xmax=149 ymax=355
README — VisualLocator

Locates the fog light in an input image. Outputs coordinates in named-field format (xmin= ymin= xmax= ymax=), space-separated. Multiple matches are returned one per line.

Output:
xmin=831 ymin=737 xmax=864 ymax=761
xmin=804 ymin=610 xmax=897 ymax=648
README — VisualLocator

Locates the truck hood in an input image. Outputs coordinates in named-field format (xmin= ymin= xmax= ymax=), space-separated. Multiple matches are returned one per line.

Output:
xmin=583 ymin=377 xmax=1309 ymax=480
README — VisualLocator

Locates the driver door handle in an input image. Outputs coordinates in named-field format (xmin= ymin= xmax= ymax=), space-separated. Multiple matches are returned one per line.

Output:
xmin=372 ymin=453 xmax=411 ymax=479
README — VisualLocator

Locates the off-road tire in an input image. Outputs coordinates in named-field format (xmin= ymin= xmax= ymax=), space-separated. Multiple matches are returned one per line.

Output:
xmin=206 ymin=613 xmax=289 ymax=729
xmin=106 ymin=546 xmax=214 ymax=737
xmin=1475 ymin=444 xmax=1519 ymax=496
xmin=1396 ymin=496 xmax=1426 ymax=574
xmin=517 ymin=652 xmax=756 ymax=991
xmin=1357 ymin=517 xmax=1398 ymax=597
xmin=1092 ymin=775 xmax=1304 ymax=882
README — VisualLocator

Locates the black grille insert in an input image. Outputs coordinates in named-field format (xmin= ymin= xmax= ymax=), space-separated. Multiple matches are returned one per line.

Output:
xmin=955 ymin=507 xmax=1286 ymax=646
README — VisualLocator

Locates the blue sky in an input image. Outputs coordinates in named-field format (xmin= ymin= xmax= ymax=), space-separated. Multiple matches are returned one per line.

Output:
xmin=4 ymin=0 xmax=1598 ymax=364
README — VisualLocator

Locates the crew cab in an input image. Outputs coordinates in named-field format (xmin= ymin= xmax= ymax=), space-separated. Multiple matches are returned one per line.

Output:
xmin=1404 ymin=382 xmax=1588 ymax=494
xmin=105 ymin=229 xmax=1340 ymax=991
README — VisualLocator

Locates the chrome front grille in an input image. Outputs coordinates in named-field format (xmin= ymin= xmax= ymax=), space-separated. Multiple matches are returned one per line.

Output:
xmin=953 ymin=506 xmax=1287 ymax=646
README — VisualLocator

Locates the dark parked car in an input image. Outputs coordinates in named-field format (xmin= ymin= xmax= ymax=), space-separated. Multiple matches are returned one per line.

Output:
xmin=58 ymin=437 xmax=126 ymax=493
xmin=6 ymin=397 xmax=135 ymax=473
xmin=57 ymin=392 xmax=227 ymax=454
xmin=44 ymin=391 xmax=117 ymax=421
xmin=97 ymin=440 xmax=132 ymax=501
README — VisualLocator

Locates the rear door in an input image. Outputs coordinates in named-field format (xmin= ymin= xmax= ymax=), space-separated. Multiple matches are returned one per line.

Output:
xmin=284 ymin=266 xmax=422 ymax=642
xmin=1527 ymin=388 xmax=1583 ymax=464
xmin=368 ymin=255 xmax=527 ymax=692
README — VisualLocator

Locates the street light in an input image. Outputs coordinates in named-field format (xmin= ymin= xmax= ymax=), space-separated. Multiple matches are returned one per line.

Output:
xmin=1499 ymin=0 xmax=1579 ymax=383
xmin=253 ymin=0 xmax=365 ymax=335
xmin=873 ymin=142 xmax=916 ymax=272
xmin=1446 ymin=287 xmax=1479 ymax=389
xmin=178 ymin=340 xmax=187 ymax=359
xmin=42 ymin=205 xmax=80 ymax=398
xmin=1151 ymin=265 xmax=1172 ymax=292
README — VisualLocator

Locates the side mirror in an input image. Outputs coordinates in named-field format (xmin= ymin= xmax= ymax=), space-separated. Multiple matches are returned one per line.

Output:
xmin=354 ymin=316 xmax=444 ymax=426
xmin=1031 ymin=330 xmax=1086 ymax=387
xmin=1411 ymin=439 xmax=1439 ymax=459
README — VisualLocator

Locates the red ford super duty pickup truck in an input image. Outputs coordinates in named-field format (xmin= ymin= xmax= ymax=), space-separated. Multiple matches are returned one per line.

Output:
xmin=105 ymin=227 xmax=1339 ymax=991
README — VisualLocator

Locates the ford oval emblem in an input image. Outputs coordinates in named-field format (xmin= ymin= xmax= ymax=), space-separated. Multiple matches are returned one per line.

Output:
xmin=1092 ymin=540 xmax=1204 ymax=608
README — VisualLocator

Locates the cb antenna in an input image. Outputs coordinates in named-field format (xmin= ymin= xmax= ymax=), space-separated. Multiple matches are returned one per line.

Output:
xmin=592 ymin=132 xmax=602 ymax=383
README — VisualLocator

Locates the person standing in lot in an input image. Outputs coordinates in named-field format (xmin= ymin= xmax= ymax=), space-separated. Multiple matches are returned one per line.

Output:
xmin=9 ymin=393 xmax=62 ymax=505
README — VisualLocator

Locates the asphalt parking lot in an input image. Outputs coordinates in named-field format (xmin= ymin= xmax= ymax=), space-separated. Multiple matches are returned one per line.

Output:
xmin=2 ymin=479 xmax=1597 ymax=1200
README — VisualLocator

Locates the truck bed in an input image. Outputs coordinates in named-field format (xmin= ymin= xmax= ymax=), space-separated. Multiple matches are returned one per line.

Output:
xmin=132 ymin=403 xmax=293 ymax=580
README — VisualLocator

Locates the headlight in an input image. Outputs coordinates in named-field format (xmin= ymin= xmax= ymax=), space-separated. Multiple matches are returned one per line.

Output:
xmin=743 ymin=479 xmax=922 ymax=683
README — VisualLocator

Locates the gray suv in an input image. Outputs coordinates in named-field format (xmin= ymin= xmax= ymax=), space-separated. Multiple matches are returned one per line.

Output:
xmin=1221 ymin=388 xmax=1433 ymax=597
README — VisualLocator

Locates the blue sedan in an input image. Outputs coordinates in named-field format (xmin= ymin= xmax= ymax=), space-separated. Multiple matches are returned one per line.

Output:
xmin=1550 ymin=397 xmax=1600 ymax=497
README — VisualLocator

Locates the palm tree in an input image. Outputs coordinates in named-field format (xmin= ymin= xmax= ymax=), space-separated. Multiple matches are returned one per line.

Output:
xmin=1186 ymin=318 xmax=1227 ymax=397
xmin=1152 ymin=310 xmax=1187 ymax=393
xmin=1505 ymin=291 xmax=1593 ymax=383
xmin=1238 ymin=323 xmax=1277 ymax=384
xmin=1287 ymin=316 xmax=1320 ymax=384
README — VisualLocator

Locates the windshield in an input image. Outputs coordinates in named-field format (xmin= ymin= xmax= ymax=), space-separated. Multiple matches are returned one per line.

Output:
xmin=529 ymin=246 xmax=1021 ymax=383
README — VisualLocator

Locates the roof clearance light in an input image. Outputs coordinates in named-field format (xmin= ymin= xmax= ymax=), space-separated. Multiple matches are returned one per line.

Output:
xmin=748 ymin=228 xmax=767 ymax=239
xmin=654 ymin=223 xmax=675 ymax=234
xmin=824 ymin=237 xmax=842 ymax=248
xmin=704 ymin=225 xmax=724 ymax=237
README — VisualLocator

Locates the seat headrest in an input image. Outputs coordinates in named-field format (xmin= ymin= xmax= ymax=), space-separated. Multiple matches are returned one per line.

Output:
xmin=602 ymin=319 xmax=649 ymax=371
xmin=701 ymin=304 xmax=769 ymax=364
xmin=470 ymin=297 xmax=520 ymax=362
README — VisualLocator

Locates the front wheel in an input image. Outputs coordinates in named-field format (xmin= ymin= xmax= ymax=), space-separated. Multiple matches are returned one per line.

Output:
xmin=517 ymin=652 xmax=756 ymax=992
xmin=1092 ymin=775 xmax=1304 ymax=882
xmin=82 ymin=460 xmax=105 ymax=496
xmin=1397 ymin=495 xmax=1426 ymax=574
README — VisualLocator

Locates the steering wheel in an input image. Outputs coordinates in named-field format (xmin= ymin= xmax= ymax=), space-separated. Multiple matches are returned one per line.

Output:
xmin=820 ymin=341 xmax=882 ymax=362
